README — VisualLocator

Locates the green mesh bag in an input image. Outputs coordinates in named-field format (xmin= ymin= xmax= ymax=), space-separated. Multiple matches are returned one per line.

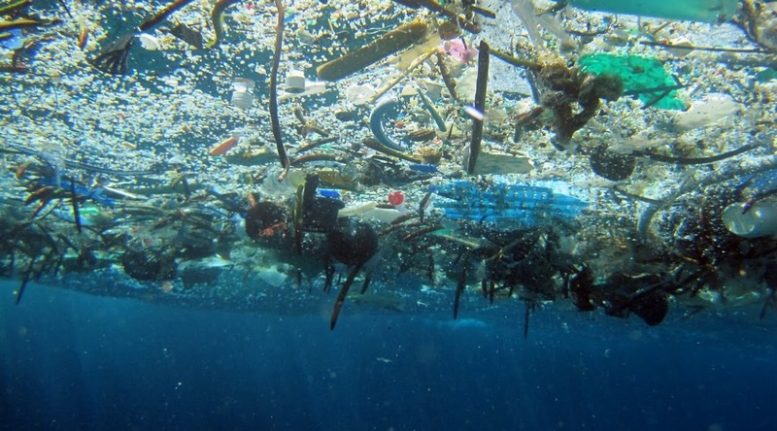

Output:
xmin=578 ymin=53 xmax=685 ymax=110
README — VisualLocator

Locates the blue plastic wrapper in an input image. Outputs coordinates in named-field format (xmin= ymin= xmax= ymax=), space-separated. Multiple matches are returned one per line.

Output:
xmin=430 ymin=180 xmax=587 ymax=227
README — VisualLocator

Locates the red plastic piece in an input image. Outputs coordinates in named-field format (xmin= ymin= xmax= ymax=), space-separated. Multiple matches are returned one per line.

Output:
xmin=388 ymin=190 xmax=404 ymax=206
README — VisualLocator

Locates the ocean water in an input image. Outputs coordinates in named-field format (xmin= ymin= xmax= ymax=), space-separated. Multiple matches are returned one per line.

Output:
xmin=4 ymin=1 xmax=777 ymax=429
xmin=2 ymin=280 xmax=775 ymax=431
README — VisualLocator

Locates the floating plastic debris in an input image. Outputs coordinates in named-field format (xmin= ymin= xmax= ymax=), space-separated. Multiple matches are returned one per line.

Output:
xmin=230 ymin=78 xmax=255 ymax=110
xmin=209 ymin=136 xmax=239 ymax=156
xmin=461 ymin=105 xmax=484 ymax=122
xmin=578 ymin=54 xmax=685 ymax=110
xmin=317 ymin=189 xmax=341 ymax=200
xmin=672 ymin=93 xmax=741 ymax=131
xmin=722 ymin=201 xmax=777 ymax=238
xmin=316 ymin=21 xmax=428 ymax=81
xmin=370 ymin=97 xmax=406 ymax=151
xmin=565 ymin=0 xmax=738 ymax=23
xmin=388 ymin=190 xmax=405 ymax=206
xmin=137 ymin=33 xmax=162 ymax=51
xmin=284 ymin=69 xmax=306 ymax=93
xmin=430 ymin=180 xmax=588 ymax=228
xmin=2 ymin=0 xmax=775 ymax=332
xmin=408 ymin=163 xmax=439 ymax=174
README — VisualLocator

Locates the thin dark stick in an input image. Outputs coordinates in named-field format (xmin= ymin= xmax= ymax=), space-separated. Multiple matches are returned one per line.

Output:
xmin=623 ymin=84 xmax=685 ymax=96
xmin=69 ymin=178 xmax=82 ymax=234
xmin=270 ymin=0 xmax=289 ymax=170
xmin=453 ymin=266 xmax=467 ymax=319
xmin=641 ymin=89 xmax=672 ymax=109
xmin=16 ymin=255 xmax=36 ymax=304
xmin=471 ymin=5 xmax=496 ymax=19
xmin=56 ymin=0 xmax=73 ymax=18
xmin=139 ymin=0 xmax=195 ymax=32
xmin=92 ymin=0 xmax=195 ymax=74
xmin=406 ymin=0 xmax=481 ymax=34
xmin=639 ymin=40 xmax=768 ymax=54
xmin=467 ymin=40 xmax=489 ymax=175
xmin=638 ymin=143 xmax=759 ymax=165
xmin=330 ymin=262 xmax=364 ymax=330
xmin=289 ymin=153 xmax=340 ymax=166
xmin=360 ymin=271 xmax=372 ymax=295
xmin=612 ymin=187 xmax=665 ymax=205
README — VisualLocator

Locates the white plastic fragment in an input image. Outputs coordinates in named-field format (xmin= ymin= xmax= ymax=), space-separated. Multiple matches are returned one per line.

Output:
xmin=137 ymin=33 xmax=162 ymax=51
xmin=462 ymin=105 xmax=484 ymax=121
xmin=672 ymin=93 xmax=740 ymax=132
xmin=343 ymin=84 xmax=376 ymax=106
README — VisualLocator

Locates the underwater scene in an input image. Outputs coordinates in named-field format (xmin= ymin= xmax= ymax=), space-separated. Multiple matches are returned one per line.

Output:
xmin=1 ymin=0 xmax=777 ymax=429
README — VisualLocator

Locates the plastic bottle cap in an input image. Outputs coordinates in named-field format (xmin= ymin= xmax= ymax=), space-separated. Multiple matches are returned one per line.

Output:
xmin=285 ymin=70 xmax=306 ymax=93
xmin=388 ymin=191 xmax=404 ymax=206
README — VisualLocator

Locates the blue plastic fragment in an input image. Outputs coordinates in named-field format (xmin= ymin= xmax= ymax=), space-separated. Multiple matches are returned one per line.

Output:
xmin=0 ymin=29 xmax=23 ymax=50
xmin=369 ymin=98 xmax=407 ymax=151
xmin=408 ymin=163 xmax=438 ymax=173
xmin=317 ymin=188 xmax=341 ymax=199
xmin=429 ymin=180 xmax=587 ymax=227
xmin=369 ymin=95 xmax=448 ymax=151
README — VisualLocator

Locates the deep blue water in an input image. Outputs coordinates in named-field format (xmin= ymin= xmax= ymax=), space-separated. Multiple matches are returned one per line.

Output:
xmin=1 ymin=280 xmax=776 ymax=431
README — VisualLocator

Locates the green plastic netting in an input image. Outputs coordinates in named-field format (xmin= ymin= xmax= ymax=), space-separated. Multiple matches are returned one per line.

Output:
xmin=578 ymin=53 xmax=685 ymax=110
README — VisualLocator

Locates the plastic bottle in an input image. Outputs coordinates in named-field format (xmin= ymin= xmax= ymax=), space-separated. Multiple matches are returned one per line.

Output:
xmin=722 ymin=201 xmax=777 ymax=238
